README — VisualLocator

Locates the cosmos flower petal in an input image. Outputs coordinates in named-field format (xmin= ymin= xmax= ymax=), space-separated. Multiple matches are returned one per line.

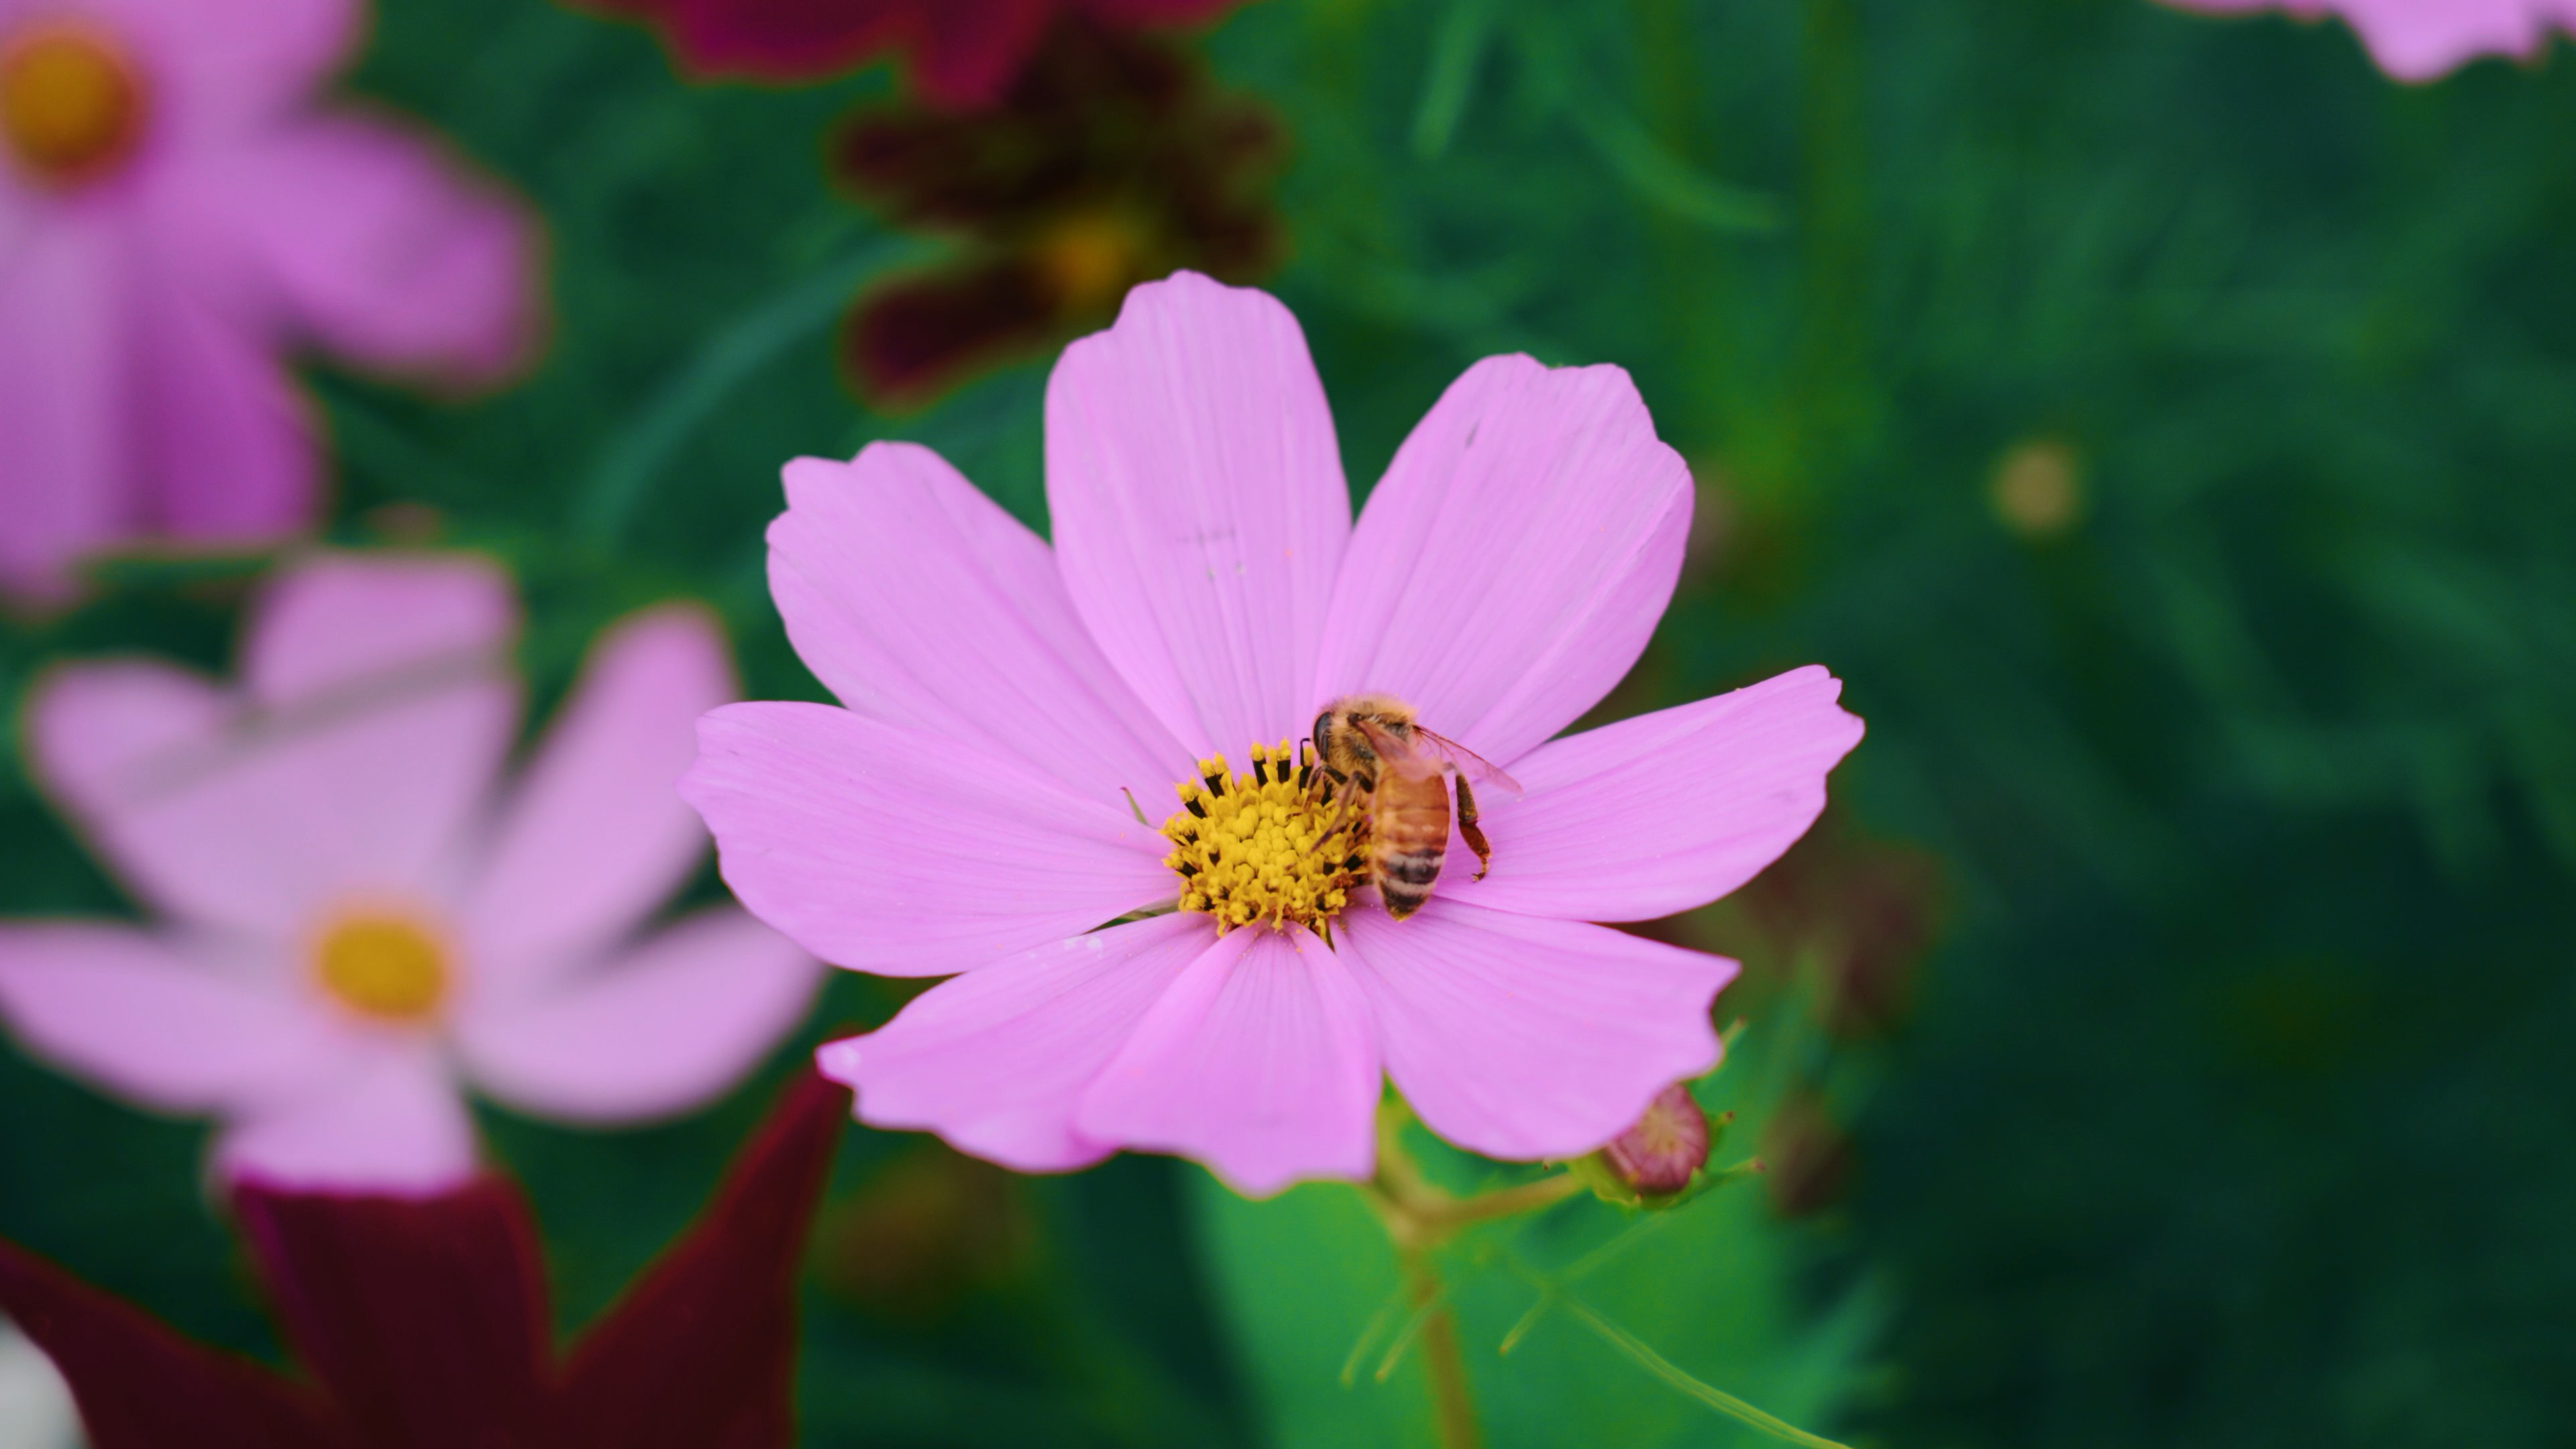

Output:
xmin=462 ymin=606 xmax=734 ymax=981
xmin=2163 ymin=0 xmax=2565 ymax=80
xmin=128 ymin=272 xmax=315 ymax=543
xmin=684 ymin=702 xmax=1175 ymax=977
xmin=1443 ymin=667 xmax=1866 ymax=922
xmin=455 ymin=908 xmax=820 ymax=1124
xmin=1315 ymin=354 xmax=1690 ymax=765
xmin=0 ymin=924 xmax=356 ymax=1114
xmin=822 ymin=912 xmax=1208 ymax=1173
xmin=1337 ymin=902 xmax=1731 ymax=1161
xmin=31 ymin=564 xmax=517 ymax=922
xmin=25 ymin=663 xmax=307 ymax=934
xmin=27 ymin=555 xmax=518 ymax=934
xmin=85 ymin=0 xmax=358 ymax=127
xmin=770 ymin=444 xmax=1191 ymax=803
xmin=242 ymin=551 xmax=517 ymax=708
xmin=231 ymin=1177 xmax=548 ymax=1448
xmin=213 ymin=1052 xmax=478 ymax=1194
xmin=1074 ymin=925 xmax=1379 ymax=1195
xmin=1045 ymin=272 xmax=1350 ymax=758
xmin=191 ymin=116 xmax=538 ymax=382
xmin=0 ymin=220 xmax=127 ymax=604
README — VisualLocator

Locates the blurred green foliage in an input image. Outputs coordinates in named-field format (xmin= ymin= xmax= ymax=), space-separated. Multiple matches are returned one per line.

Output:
xmin=6 ymin=0 xmax=2574 ymax=1444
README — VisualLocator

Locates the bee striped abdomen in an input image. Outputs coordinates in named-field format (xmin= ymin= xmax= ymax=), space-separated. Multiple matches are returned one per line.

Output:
xmin=1370 ymin=773 xmax=1451 ymax=919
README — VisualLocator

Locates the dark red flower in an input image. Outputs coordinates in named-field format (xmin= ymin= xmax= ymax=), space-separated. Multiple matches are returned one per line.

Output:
xmin=0 ymin=1071 xmax=850 ymax=1449
xmin=580 ymin=0 xmax=1248 ymax=107
xmin=1741 ymin=816 xmax=1943 ymax=1039
xmin=833 ymin=17 xmax=1281 ymax=407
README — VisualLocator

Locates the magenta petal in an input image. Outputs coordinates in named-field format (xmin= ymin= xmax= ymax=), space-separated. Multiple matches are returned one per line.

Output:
xmin=1045 ymin=273 xmax=1350 ymax=759
xmin=94 ymin=0 xmax=358 ymax=129
xmin=456 ymin=908 xmax=820 ymax=1124
xmin=202 ymin=117 xmax=537 ymax=381
xmin=462 ymin=605 xmax=733 ymax=980
xmin=2336 ymin=0 xmax=2555 ymax=78
xmin=129 ymin=277 xmax=317 ymax=544
xmin=214 ymin=1053 xmax=478 ymax=1194
xmin=0 ymin=924 xmax=355 ymax=1114
xmin=1337 ymin=902 xmax=1731 ymax=1161
xmin=0 ymin=217 xmax=128 ymax=604
xmin=1446 ymin=666 xmax=1865 ymax=922
xmin=684 ymin=702 xmax=1174 ymax=977
xmin=910 ymin=0 xmax=1053 ymax=107
xmin=1315 ymin=355 xmax=1690 ymax=765
xmin=823 ymin=912 xmax=1208 ymax=1172
xmin=1075 ymin=926 xmax=1378 ymax=1195
xmin=2161 ymin=0 xmax=2557 ymax=81
xmin=769 ymin=445 xmax=1190 ymax=802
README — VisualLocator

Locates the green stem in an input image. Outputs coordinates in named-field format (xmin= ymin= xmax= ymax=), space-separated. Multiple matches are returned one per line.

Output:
xmin=1399 ymin=1245 xmax=1481 ymax=1449
xmin=1358 ymin=1103 xmax=1584 ymax=1448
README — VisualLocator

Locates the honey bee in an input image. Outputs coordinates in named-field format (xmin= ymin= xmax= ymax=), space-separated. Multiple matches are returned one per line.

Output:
xmin=1309 ymin=694 xmax=1521 ymax=920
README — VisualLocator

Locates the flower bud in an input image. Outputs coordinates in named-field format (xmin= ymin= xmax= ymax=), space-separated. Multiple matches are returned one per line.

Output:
xmin=1604 ymin=1082 xmax=1711 ymax=1195
xmin=1572 ymin=1082 xmax=1721 ymax=1207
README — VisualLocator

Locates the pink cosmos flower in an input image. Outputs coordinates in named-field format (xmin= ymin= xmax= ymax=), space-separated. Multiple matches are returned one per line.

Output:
xmin=0 ymin=553 xmax=821 ymax=1192
xmin=682 ymin=272 xmax=1866 ymax=1196
xmin=0 ymin=0 xmax=538 ymax=604
xmin=2164 ymin=0 xmax=2576 ymax=80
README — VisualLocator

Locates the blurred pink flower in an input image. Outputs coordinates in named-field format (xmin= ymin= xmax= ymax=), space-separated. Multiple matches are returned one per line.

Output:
xmin=0 ymin=553 xmax=820 ymax=1193
xmin=2165 ymin=0 xmax=2576 ymax=80
xmin=0 ymin=0 xmax=539 ymax=604
xmin=684 ymin=272 xmax=1864 ymax=1197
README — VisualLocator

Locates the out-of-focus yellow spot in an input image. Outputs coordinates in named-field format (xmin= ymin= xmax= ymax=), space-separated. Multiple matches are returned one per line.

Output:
xmin=315 ymin=913 xmax=450 ymax=1024
xmin=1989 ymin=437 xmax=2084 ymax=539
xmin=1 ymin=26 xmax=145 ymax=185
xmin=1029 ymin=210 xmax=1147 ymax=317
xmin=1162 ymin=742 xmax=1366 ymax=934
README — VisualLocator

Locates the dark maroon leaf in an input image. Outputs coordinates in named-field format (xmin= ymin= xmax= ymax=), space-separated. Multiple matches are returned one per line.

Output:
xmin=0 ymin=1238 xmax=341 ymax=1449
xmin=233 ymin=1179 xmax=550 ymax=1449
xmin=550 ymin=1071 xmax=853 ymax=1449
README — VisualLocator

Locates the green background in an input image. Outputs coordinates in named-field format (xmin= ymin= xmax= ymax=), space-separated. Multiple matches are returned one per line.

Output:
xmin=5 ymin=0 xmax=2573 ymax=1443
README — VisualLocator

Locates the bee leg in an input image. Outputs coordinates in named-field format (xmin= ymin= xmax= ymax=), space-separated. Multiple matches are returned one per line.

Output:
xmin=1454 ymin=775 xmax=1493 ymax=881
xmin=1303 ymin=788 xmax=1358 ymax=859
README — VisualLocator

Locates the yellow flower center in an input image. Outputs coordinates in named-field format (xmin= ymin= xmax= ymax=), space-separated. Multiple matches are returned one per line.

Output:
xmin=1028 ymin=209 xmax=1146 ymax=316
xmin=1 ymin=25 xmax=146 ymax=186
xmin=1161 ymin=741 xmax=1367 ymax=935
xmin=315 ymin=913 xmax=451 ymax=1024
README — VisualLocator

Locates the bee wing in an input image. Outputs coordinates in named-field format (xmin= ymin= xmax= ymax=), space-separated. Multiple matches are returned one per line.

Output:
xmin=1412 ymin=727 xmax=1523 ymax=797
xmin=1348 ymin=716 xmax=1444 ymax=780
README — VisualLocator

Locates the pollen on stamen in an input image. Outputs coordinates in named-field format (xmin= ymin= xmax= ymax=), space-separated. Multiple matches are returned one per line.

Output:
xmin=1160 ymin=740 xmax=1367 ymax=935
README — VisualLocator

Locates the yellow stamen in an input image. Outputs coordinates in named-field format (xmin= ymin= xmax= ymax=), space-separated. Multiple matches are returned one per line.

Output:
xmin=1161 ymin=741 xmax=1367 ymax=935
xmin=1 ymin=25 xmax=146 ymax=185
xmin=315 ymin=913 xmax=450 ymax=1024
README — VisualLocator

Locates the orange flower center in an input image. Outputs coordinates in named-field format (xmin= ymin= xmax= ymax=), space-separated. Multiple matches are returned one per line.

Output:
xmin=1 ymin=25 xmax=145 ymax=186
xmin=315 ymin=913 xmax=451 ymax=1024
